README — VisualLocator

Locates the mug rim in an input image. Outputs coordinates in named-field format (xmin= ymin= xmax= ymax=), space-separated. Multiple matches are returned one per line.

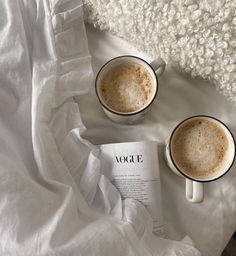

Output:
xmin=169 ymin=115 xmax=236 ymax=183
xmin=95 ymin=55 xmax=159 ymax=116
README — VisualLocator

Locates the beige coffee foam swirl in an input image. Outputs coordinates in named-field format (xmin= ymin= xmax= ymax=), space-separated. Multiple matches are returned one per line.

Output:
xmin=171 ymin=119 xmax=229 ymax=179
xmin=100 ymin=63 xmax=153 ymax=113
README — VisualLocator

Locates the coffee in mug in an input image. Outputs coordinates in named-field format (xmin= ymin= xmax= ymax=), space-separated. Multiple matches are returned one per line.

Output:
xmin=165 ymin=115 xmax=235 ymax=203
xmin=171 ymin=118 xmax=230 ymax=179
xmin=99 ymin=62 xmax=153 ymax=113
xmin=95 ymin=55 xmax=166 ymax=124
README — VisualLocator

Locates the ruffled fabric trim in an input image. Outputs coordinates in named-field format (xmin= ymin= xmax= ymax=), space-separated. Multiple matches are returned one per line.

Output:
xmin=53 ymin=0 xmax=154 ymax=246
xmin=32 ymin=0 xmax=154 ymax=254
xmin=49 ymin=0 xmax=93 ymax=107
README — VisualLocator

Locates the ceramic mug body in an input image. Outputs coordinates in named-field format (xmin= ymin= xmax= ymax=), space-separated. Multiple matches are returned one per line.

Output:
xmin=165 ymin=115 xmax=236 ymax=203
xmin=95 ymin=55 xmax=166 ymax=124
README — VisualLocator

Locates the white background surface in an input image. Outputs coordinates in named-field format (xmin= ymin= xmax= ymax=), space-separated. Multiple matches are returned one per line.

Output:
xmin=1 ymin=1 xmax=222 ymax=255
xmin=77 ymin=26 xmax=236 ymax=256
xmin=1 ymin=0 xmax=234 ymax=252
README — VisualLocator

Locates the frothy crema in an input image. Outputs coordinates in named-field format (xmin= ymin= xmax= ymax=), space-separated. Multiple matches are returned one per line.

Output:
xmin=99 ymin=63 xmax=153 ymax=113
xmin=171 ymin=119 xmax=230 ymax=179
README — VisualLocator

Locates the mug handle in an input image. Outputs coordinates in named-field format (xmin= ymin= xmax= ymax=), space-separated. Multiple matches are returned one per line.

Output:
xmin=150 ymin=58 xmax=166 ymax=78
xmin=186 ymin=179 xmax=204 ymax=203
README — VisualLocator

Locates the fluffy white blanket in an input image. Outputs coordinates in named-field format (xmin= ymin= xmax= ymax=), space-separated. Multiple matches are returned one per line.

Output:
xmin=84 ymin=0 xmax=236 ymax=104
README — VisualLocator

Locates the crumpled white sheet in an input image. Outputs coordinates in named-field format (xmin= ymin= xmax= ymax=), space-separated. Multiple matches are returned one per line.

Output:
xmin=0 ymin=0 xmax=201 ymax=255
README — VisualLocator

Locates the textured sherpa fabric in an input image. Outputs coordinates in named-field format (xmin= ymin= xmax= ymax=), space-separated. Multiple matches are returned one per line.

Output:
xmin=84 ymin=0 xmax=236 ymax=104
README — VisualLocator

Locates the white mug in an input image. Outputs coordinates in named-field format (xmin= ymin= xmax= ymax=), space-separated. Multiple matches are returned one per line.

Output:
xmin=95 ymin=55 xmax=166 ymax=124
xmin=165 ymin=115 xmax=236 ymax=203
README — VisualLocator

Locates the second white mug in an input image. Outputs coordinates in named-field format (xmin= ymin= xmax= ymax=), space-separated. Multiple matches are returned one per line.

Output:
xmin=165 ymin=115 xmax=235 ymax=203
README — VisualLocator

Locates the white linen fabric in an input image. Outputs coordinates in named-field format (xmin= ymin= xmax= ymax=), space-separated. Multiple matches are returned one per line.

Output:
xmin=84 ymin=0 xmax=236 ymax=104
xmin=0 ymin=0 xmax=202 ymax=256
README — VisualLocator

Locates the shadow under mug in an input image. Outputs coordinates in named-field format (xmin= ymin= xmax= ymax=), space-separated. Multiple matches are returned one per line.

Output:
xmin=95 ymin=55 xmax=166 ymax=124
xmin=165 ymin=115 xmax=236 ymax=203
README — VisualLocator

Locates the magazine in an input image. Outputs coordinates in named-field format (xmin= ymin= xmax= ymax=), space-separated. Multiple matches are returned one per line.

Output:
xmin=100 ymin=141 xmax=165 ymax=236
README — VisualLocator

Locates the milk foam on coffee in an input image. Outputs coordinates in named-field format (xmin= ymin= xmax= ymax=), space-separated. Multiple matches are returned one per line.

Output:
xmin=99 ymin=62 xmax=153 ymax=113
xmin=171 ymin=119 xmax=230 ymax=179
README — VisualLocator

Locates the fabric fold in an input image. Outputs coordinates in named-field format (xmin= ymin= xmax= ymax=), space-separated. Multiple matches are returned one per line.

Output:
xmin=33 ymin=0 xmax=155 ymax=253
